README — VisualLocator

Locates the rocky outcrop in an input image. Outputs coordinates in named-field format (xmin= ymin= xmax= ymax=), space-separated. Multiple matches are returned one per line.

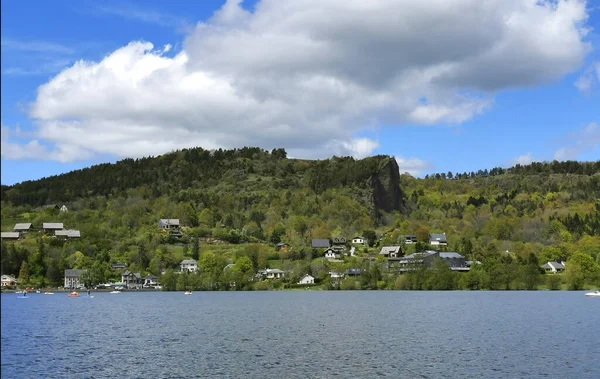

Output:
xmin=369 ymin=157 xmax=403 ymax=214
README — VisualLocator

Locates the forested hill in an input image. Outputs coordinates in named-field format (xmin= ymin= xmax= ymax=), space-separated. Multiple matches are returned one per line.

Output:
xmin=1 ymin=147 xmax=402 ymax=215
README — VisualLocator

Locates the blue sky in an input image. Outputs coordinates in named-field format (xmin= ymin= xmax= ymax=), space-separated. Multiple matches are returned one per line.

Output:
xmin=1 ymin=0 xmax=599 ymax=185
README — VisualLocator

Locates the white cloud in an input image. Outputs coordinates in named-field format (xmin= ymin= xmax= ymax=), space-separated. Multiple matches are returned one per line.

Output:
xmin=395 ymin=155 xmax=433 ymax=177
xmin=512 ymin=153 xmax=535 ymax=166
xmin=554 ymin=122 xmax=600 ymax=160
xmin=1 ymin=123 xmax=92 ymax=162
xmin=1 ymin=39 xmax=74 ymax=54
xmin=575 ymin=61 xmax=599 ymax=92
xmin=20 ymin=0 xmax=591 ymax=162
xmin=87 ymin=4 xmax=189 ymax=30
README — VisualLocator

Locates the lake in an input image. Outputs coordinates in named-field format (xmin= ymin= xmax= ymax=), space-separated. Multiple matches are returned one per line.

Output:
xmin=1 ymin=291 xmax=599 ymax=378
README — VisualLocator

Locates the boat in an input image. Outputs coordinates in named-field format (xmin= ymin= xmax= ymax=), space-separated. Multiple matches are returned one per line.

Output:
xmin=184 ymin=290 xmax=192 ymax=295
xmin=43 ymin=292 xmax=54 ymax=295
xmin=110 ymin=290 xmax=122 ymax=294
xmin=585 ymin=290 xmax=600 ymax=297
xmin=68 ymin=291 xmax=80 ymax=297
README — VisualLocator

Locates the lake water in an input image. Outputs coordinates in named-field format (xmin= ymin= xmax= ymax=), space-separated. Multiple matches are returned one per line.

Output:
xmin=1 ymin=291 xmax=599 ymax=378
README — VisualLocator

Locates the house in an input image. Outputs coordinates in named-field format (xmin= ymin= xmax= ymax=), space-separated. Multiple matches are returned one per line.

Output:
xmin=60 ymin=205 xmax=68 ymax=213
xmin=43 ymin=223 xmax=64 ymax=233
xmin=54 ymin=229 xmax=81 ymax=239
xmin=13 ymin=223 xmax=32 ymax=233
xmin=311 ymin=239 xmax=330 ymax=249
xmin=158 ymin=219 xmax=180 ymax=230
xmin=1 ymin=275 xmax=18 ymax=287
xmin=351 ymin=236 xmax=366 ymax=245
xmin=43 ymin=204 xmax=59 ymax=210
xmin=257 ymin=268 xmax=285 ymax=279
xmin=396 ymin=251 xmax=469 ymax=272
xmin=298 ymin=274 xmax=315 ymax=285
xmin=121 ymin=270 xmax=143 ymax=289
xmin=111 ymin=263 xmax=127 ymax=270
xmin=324 ymin=248 xmax=341 ymax=260
xmin=1 ymin=232 xmax=20 ymax=240
xmin=347 ymin=268 xmax=362 ymax=276
xmin=438 ymin=252 xmax=469 ymax=271
xmin=329 ymin=271 xmax=344 ymax=279
xmin=180 ymin=259 xmax=198 ymax=273
xmin=275 ymin=242 xmax=290 ymax=252
xmin=403 ymin=235 xmax=417 ymax=244
xmin=541 ymin=261 xmax=565 ymax=274
xmin=64 ymin=269 xmax=85 ymax=289
xmin=429 ymin=233 xmax=447 ymax=246
xmin=379 ymin=246 xmax=402 ymax=258
xmin=332 ymin=237 xmax=346 ymax=246
xmin=143 ymin=274 xmax=159 ymax=288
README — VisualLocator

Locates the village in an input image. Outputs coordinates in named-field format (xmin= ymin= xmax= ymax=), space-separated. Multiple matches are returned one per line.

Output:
xmin=1 ymin=216 xmax=566 ymax=291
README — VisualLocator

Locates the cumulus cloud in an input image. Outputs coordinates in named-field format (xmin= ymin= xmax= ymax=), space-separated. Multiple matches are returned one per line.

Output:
xmin=21 ymin=0 xmax=591 ymax=162
xmin=554 ymin=122 xmax=600 ymax=160
xmin=512 ymin=153 xmax=535 ymax=166
xmin=1 ymin=123 xmax=92 ymax=162
xmin=395 ymin=156 xmax=433 ymax=177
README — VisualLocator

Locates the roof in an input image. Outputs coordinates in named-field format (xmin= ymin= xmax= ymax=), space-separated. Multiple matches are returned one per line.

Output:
xmin=439 ymin=252 xmax=464 ymax=259
xmin=159 ymin=219 xmax=180 ymax=226
xmin=43 ymin=204 xmax=58 ymax=209
xmin=122 ymin=271 xmax=141 ymax=279
xmin=43 ymin=222 xmax=64 ymax=229
xmin=403 ymin=234 xmax=416 ymax=238
xmin=429 ymin=233 xmax=447 ymax=242
xmin=275 ymin=242 xmax=289 ymax=246
xmin=332 ymin=237 xmax=346 ymax=244
xmin=111 ymin=263 xmax=126 ymax=268
xmin=401 ymin=251 xmax=438 ymax=260
xmin=1 ymin=232 xmax=20 ymax=239
xmin=259 ymin=268 xmax=285 ymax=274
xmin=300 ymin=274 xmax=314 ymax=279
xmin=64 ymin=269 xmax=84 ymax=277
xmin=549 ymin=261 xmax=565 ymax=269
xmin=55 ymin=229 xmax=81 ymax=238
xmin=1 ymin=275 xmax=17 ymax=281
xmin=379 ymin=246 xmax=401 ymax=255
xmin=352 ymin=236 xmax=364 ymax=240
xmin=311 ymin=239 xmax=330 ymax=248
xmin=180 ymin=259 xmax=197 ymax=264
xmin=347 ymin=268 xmax=362 ymax=275
xmin=13 ymin=223 xmax=32 ymax=230
xmin=143 ymin=274 xmax=158 ymax=280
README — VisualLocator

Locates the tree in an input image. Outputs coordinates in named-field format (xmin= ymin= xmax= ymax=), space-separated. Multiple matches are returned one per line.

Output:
xmin=363 ymin=230 xmax=377 ymax=247
xmin=415 ymin=226 xmax=430 ymax=243
xmin=18 ymin=261 xmax=30 ymax=286
xmin=191 ymin=237 xmax=200 ymax=261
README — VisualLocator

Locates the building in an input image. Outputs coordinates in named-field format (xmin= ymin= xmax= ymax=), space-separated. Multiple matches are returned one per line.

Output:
xmin=324 ymin=248 xmax=341 ymax=260
xmin=64 ymin=269 xmax=85 ymax=289
xmin=158 ymin=219 xmax=180 ymax=230
xmin=275 ymin=242 xmax=290 ymax=252
xmin=13 ymin=223 xmax=32 ymax=233
xmin=122 ymin=270 xmax=143 ymax=289
xmin=43 ymin=223 xmax=64 ymax=233
xmin=346 ymin=268 xmax=362 ymax=276
xmin=143 ymin=274 xmax=159 ymax=288
xmin=429 ymin=233 xmax=447 ymax=246
xmin=1 ymin=275 xmax=18 ymax=287
xmin=396 ymin=251 xmax=469 ymax=272
xmin=180 ymin=259 xmax=198 ymax=273
xmin=541 ymin=261 xmax=565 ymax=274
xmin=351 ymin=236 xmax=366 ymax=245
xmin=111 ymin=263 xmax=127 ymax=270
xmin=1 ymin=232 xmax=20 ymax=240
xmin=298 ymin=274 xmax=315 ymax=285
xmin=379 ymin=246 xmax=402 ymax=258
xmin=257 ymin=268 xmax=285 ymax=279
xmin=60 ymin=205 xmax=68 ymax=213
xmin=55 ymin=229 xmax=81 ymax=238
xmin=403 ymin=235 xmax=417 ymax=244
xmin=329 ymin=271 xmax=344 ymax=279
xmin=311 ymin=239 xmax=330 ymax=249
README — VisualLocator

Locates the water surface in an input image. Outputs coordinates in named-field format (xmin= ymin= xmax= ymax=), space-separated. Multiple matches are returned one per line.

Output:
xmin=2 ymin=291 xmax=598 ymax=378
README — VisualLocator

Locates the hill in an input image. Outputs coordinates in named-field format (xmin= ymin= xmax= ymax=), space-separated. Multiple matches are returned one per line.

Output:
xmin=1 ymin=148 xmax=599 ymax=291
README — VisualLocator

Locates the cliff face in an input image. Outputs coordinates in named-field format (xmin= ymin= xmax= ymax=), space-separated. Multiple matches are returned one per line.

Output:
xmin=369 ymin=157 xmax=403 ymax=214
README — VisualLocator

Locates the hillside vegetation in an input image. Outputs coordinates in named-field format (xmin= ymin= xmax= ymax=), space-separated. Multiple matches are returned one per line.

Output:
xmin=1 ymin=147 xmax=599 ymax=290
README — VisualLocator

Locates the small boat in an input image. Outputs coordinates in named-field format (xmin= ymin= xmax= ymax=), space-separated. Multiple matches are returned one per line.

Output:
xmin=110 ymin=290 xmax=122 ymax=294
xmin=43 ymin=292 xmax=54 ymax=295
xmin=184 ymin=290 xmax=192 ymax=295
xmin=68 ymin=292 xmax=80 ymax=297
xmin=585 ymin=290 xmax=600 ymax=297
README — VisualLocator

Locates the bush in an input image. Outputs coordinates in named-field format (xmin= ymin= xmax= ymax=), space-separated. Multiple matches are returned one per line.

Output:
xmin=546 ymin=274 xmax=562 ymax=290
